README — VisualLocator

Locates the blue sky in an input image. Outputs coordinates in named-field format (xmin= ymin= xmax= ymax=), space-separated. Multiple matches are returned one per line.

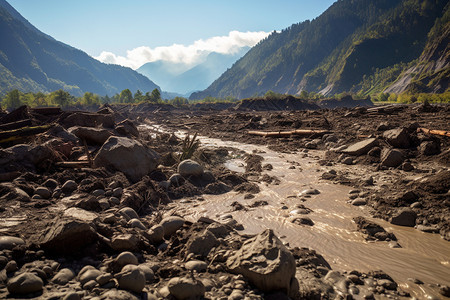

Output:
xmin=8 ymin=0 xmax=336 ymax=68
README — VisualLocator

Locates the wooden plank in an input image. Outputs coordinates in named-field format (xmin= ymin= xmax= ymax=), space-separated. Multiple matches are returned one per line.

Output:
xmin=0 ymin=125 xmax=52 ymax=142
xmin=248 ymin=129 xmax=330 ymax=138
xmin=0 ymin=119 xmax=32 ymax=131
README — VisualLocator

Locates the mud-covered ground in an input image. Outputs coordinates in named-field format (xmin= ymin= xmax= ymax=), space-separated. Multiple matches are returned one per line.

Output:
xmin=0 ymin=101 xmax=449 ymax=299
xmin=150 ymin=102 xmax=450 ymax=241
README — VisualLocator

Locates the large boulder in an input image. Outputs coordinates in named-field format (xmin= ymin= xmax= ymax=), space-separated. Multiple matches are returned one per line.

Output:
xmin=383 ymin=128 xmax=411 ymax=148
xmin=115 ymin=119 xmax=139 ymax=138
xmin=226 ymin=229 xmax=296 ymax=293
xmin=68 ymin=126 xmax=112 ymax=145
xmin=342 ymin=138 xmax=378 ymax=156
xmin=94 ymin=136 xmax=160 ymax=182
xmin=38 ymin=218 xmax=97 ymax=254
xmin=178 ymin=159 xmax=204 ymax=177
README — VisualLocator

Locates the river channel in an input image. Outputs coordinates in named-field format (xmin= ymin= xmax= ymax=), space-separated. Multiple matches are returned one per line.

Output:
xmin=143 ymin=124 xmax=450 ymax=299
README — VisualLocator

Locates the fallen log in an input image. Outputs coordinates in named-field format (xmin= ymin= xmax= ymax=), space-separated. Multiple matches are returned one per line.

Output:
xmin=30 ymin=107 xmax=62 ymax=115
xmin=248 ymin=129 xmax=330 ymax=138
xmin=0 ymin=125 xmax=52 ymax=144
xmin=417 ymin=127 xmax=450 ymax=137
xmin=0 ymin=119 xmax=32 ymax=131
xmin=55 ymin=161 xmax=90 ymax=168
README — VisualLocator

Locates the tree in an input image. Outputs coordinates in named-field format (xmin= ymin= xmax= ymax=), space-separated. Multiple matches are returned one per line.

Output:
xmin=50 ymin=89 xmax=72 ymax=107
xmin=2 ymin=89 xmax=22 ymax=109
xmin=134 ymin=90 xmax=144 ymax=102
xmin=119 ymin=89 xmax=133 ymax=103
xmin=80 ymin=92 xmax=100 ymax=106
xmin=149 ymin=88 xmax=161 ymax=103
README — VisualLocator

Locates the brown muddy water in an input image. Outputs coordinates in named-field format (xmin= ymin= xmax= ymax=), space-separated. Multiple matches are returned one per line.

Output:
xmin=143 ymin=125 xmax=450 ymax=299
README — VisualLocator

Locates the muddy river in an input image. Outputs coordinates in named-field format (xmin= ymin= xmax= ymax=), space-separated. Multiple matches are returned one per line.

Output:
xmin=143 ymin=125 xmax=450 ymax=299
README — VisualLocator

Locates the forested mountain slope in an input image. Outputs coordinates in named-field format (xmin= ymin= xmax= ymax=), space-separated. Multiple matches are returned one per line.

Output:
xmin=0 ymin=0 xmax=159 ymax=97
xmin=191 ymin=0 xmax=449 ymax=99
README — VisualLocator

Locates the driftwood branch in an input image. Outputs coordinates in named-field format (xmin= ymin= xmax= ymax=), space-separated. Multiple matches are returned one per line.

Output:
xmin=248 ymin=129 xmax=330 ymax=138
xmin=417 ymin=127 xmax=450 ymax=137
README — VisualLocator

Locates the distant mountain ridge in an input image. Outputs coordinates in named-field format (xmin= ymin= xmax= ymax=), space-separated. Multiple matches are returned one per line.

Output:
xmin=137 ymin=47 xmax=249 ymax=95
xmin=0 ymin=0 xmax=160 ymax=97
xmin=191 ymin=0 xmax=449 ymax=99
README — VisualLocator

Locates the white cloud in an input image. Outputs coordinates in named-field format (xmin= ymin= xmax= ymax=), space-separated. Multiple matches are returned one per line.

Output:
xmin=94 ymin=30 xmax=270 ymax=70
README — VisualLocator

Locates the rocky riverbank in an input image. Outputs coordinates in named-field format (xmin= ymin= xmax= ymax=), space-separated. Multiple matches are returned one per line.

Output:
xmin=0 ymin=103 xmax=449 ymax=299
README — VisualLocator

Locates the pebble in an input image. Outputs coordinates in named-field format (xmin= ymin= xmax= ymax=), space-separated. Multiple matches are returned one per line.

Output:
xmin=62 ymin=292 xmax=81 ymax=300
xmin=299 ymin=188 xmax=320 ymax=196
xmin=115 ymin=251 xmax=138 ymax=269
xmin=138 ymin=264 xmax=155 ymax=283
xmin=113 ymin=187 xmax=123 ymax=197
xmin=5 ymin=260 xmax=18 ymax=273
xmin=342 ymin=157 xmax=354 ymax=165
xmin=351 ymin=199 xmax=367 ymax=206
xmin=92 ymin=189 xmax=105 ymax=197
xmin=147 ymin=224 xmax=164 ymax=244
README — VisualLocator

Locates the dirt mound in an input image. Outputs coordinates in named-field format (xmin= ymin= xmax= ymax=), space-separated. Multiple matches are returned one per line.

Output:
xmin=318 ymin=95 xmax=373 ymax=109
xmin=234 ymin=96 xmax=320 ymax=111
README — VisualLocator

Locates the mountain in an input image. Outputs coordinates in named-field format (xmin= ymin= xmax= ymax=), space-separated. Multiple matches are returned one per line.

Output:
xmin=0 ymin=0 xmax=159 ymax=97
xmin=137 ymin=48 xmax=249 ymax=95
xmin=191 ymin=0 xmax=449 ymax=100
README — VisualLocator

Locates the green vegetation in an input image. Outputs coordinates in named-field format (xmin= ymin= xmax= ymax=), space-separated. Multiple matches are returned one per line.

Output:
xmin=179 ymin=133 xmax=200 ymax=161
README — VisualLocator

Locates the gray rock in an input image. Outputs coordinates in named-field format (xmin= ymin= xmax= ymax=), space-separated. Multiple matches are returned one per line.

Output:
xmin=138 ymin=264 xmax=155 ymax=283
xmin=52 ymin=268 xmax=75 ymax=285
xmin=341 ymin=157 xmax=353 ymax=165
xmin=7 ymin=272 xmax=43 ymax=295
xmin=39 ymin=218 xmax=97 ymax=254
xmin=111 ymin=234 xmax=139 ymax=251
xmin=186 ymin=230 xmax=219 ymax=257
xmin=118 ymin=207 xmax=139 ymax=221
xmin=96 ymin=273 xmax=113 ymax=286
xmin=62 ymin=180 xmax=78 ymax=193
xmin=185 ymin=260 xmax=208 ymax=272
xmin=0 ymin=236 xmax=25 ymax=250
xmin=34 ymin=187 xmax=52 ymax=199
xmin=178 ymin=159 xmax=204 ymax=177
xmin=381 ymin=148 xmax=404 ymax=167
xmin=68 ymin=126 xmax=112 ymax=145
xmin=167 ymin=276 xmax=206 ymax=300
xmin=383 ymin=128 xmax=411 ymax=148
xmin=160 ymin=216 xmax=185 ymax=238
xmin=146 ymin=224 xmax=164 ymax=244
xmin=290 ymin=216 xmax=314 ymax=226
xmin=116 ymin=264 xmax=146 ymax=293
xmin=299 ymin=188 xmax=320 ymax=196
xmin=390 ymin=208 xmax=417 ymax=227
xmin=115 ymin=119 xmax=140 ymax=138
xmin=206 ymin=223 xmax=232 ymax=239
xmin=78 ymin=266 xmax=102 ymax=285
xmin=342 ymin=138 xmax=377 ymax=156
xmin=419 ymin=140 xmax=440 ymax=156
xmin=401 ymin=161 xmax=414 ymax=171
xmin=94 ymin=136 xmax=160 ymax=182
xmin=351 ymin=199 xmax=367 ymax=206
xmin=101 ymin=290 xmax=141 ymax=300
xmin=226 ymin=229 xmax=296 ymax=293
xmin=62 ymin=292 xmax=81 ymax=300
xmin=115 ymin=251 xmax=139 ymax=270
xmin=128 ymin=218 xmax=146 ymax=230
